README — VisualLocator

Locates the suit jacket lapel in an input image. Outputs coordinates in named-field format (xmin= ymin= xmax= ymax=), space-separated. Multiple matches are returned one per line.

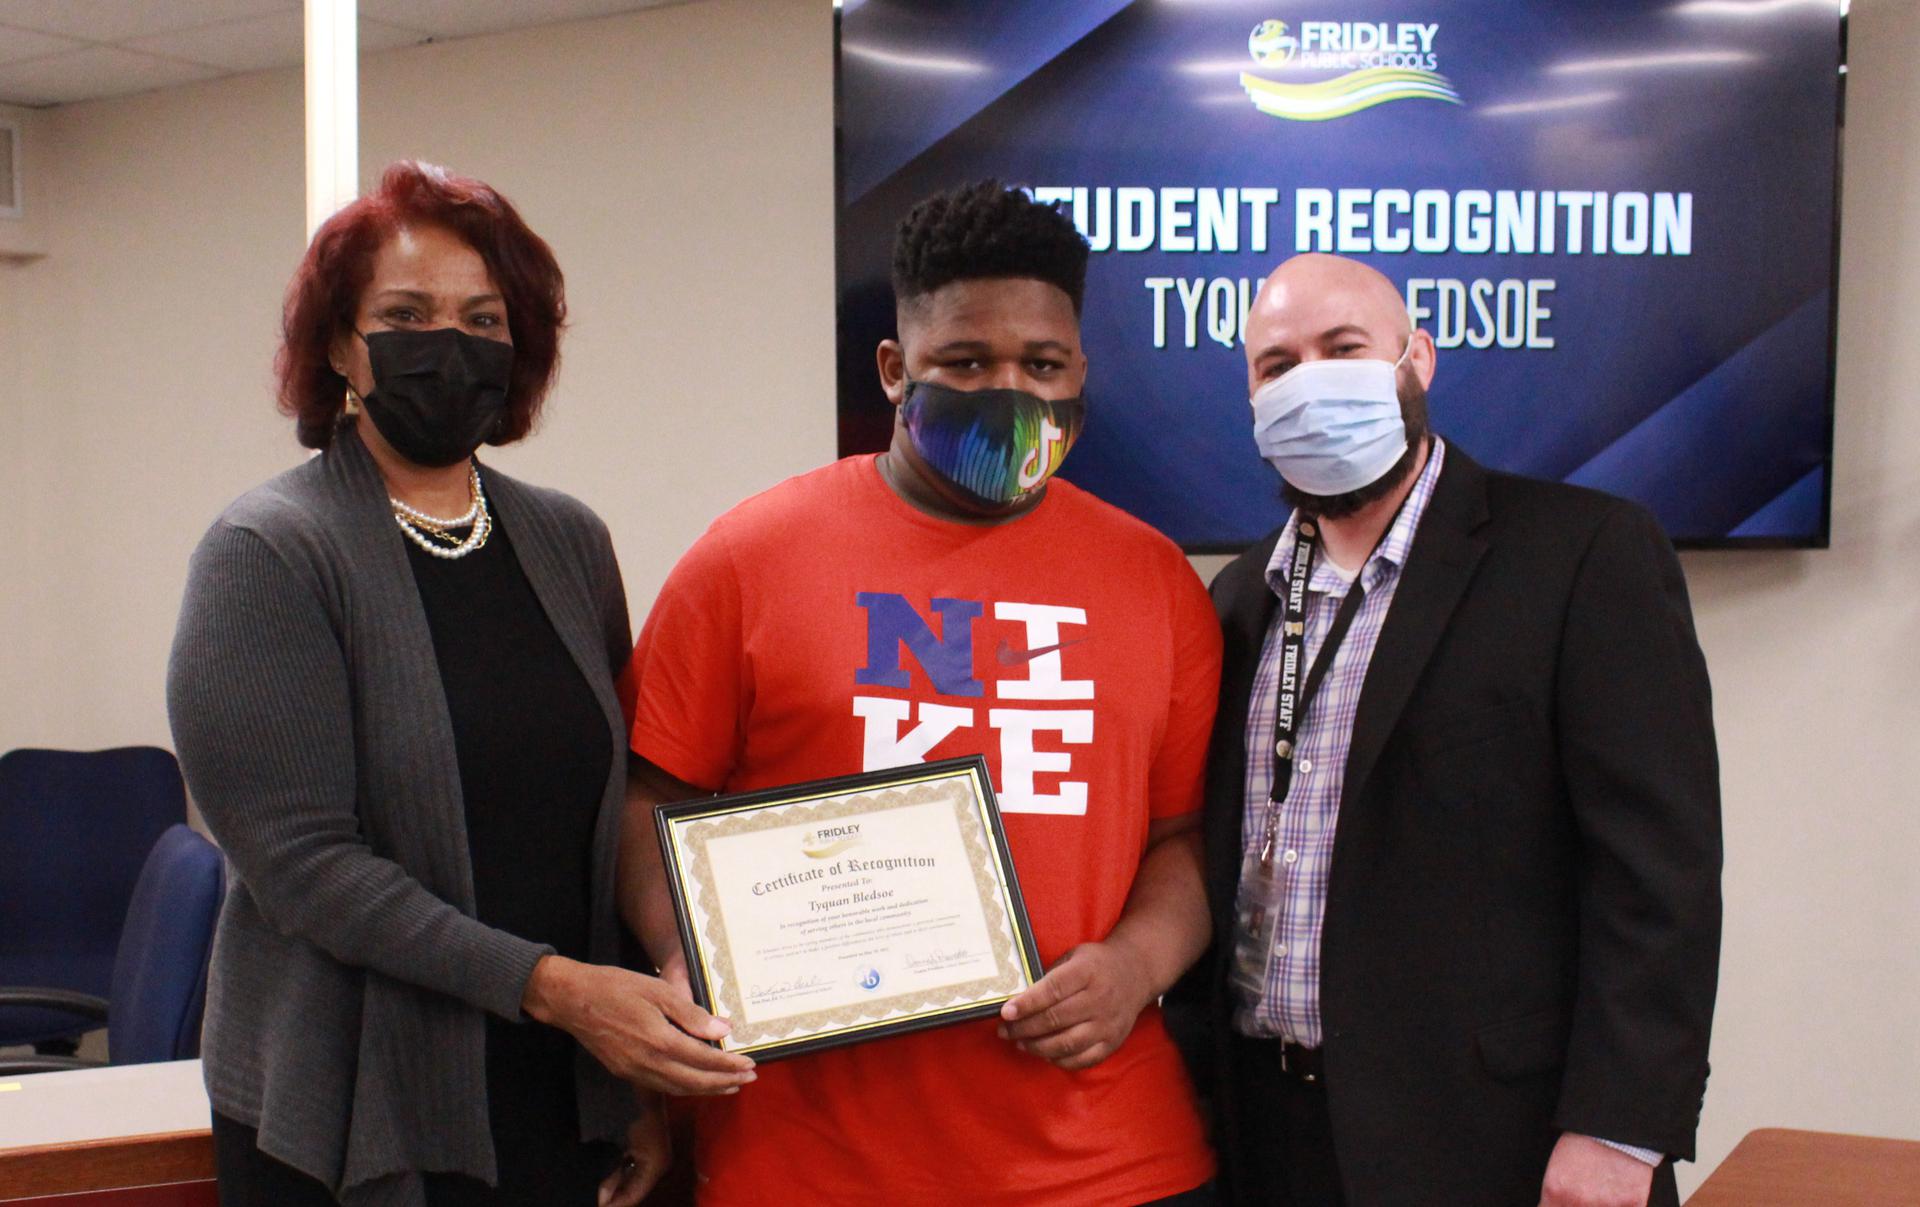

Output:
xmin=1221 ymin=538 xmax=1285 ymax=715
xmin=1206 ymin=530 xmax=1285 ymax=934
xmin=1340 ymin=447 xmax=1491 ymax=807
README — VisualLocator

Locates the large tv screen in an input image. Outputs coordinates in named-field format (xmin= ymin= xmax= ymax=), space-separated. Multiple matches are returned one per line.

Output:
xmin=836 ymin=0 xmax=1844 ymax=550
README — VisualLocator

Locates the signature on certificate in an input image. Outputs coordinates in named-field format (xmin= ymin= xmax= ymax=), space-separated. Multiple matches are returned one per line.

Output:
xmin=904 ymin=948 xmax=977 ymax=973
xmin=747 ymin=974 xmax=831 ymax=1003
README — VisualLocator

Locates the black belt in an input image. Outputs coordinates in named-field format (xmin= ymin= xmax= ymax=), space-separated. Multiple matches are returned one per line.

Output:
xmin=1277 ymin=1039 xmax=1325 ymax=1085
xmin=1237 ymin=1033 xmax=1327 ymax=1086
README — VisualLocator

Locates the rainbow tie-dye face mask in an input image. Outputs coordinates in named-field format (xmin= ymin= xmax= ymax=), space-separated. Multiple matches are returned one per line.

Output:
xmin=900 ymin=380 xmax=1088 ymax=510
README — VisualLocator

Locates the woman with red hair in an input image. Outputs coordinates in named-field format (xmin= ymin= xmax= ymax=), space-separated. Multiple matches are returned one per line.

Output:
xmin=168 ymin=162 xmax=753 ymax=1207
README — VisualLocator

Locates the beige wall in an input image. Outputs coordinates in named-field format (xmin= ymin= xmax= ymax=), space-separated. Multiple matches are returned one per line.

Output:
xmin=1672 ymin=0 xmax=1920 ymax=1182
xmin=0 ymin=102 xmax=53 ymax=258
xmin=0 ymin=0 xmax=1912 ymax=1191
xmin=2 ymin=70 xmax=303 ymax=747
xmin=2 ymin=101 xmax=51 ymax=716
xmin=0 ymin=0 xmax=835 ymax=749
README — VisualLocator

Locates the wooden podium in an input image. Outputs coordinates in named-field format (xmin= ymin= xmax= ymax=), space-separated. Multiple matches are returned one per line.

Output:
xmin=1687 ymin=1128 xmax=1920 ymax=1206
xmin=0 ymin=1060 xmax=213 ymax=1205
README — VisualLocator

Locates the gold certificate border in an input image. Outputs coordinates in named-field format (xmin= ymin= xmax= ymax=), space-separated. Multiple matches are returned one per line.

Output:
xmin=667 ymin=767 xmax=1035 ymax=1053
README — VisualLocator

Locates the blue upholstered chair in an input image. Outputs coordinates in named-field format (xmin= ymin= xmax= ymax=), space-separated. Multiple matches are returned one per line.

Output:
xmin=0 ymin=746 xmax=187 ymax=1048
xmin=0 ymin=824 xmax=225 ymax=1073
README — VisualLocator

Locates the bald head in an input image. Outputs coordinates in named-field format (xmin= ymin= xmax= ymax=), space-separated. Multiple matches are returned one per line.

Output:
xmin=1244 ymin=253 xmax=1434 ymax=397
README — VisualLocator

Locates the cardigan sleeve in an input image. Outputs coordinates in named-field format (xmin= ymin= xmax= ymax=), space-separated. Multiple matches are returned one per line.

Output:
xmin=167 ymin=520 xmax=553 ymax=1021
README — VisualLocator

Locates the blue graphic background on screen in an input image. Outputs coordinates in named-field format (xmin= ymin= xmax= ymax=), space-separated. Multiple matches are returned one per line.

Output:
xmin=836 ymin=1 xmax=1840 ymax=547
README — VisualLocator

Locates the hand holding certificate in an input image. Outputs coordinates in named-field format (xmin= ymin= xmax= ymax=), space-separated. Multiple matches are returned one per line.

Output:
xmin=656 ymin=756 xmax=1041 ymax=1061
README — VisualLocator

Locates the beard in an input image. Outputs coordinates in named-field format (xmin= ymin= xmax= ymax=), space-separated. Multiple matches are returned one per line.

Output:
xmin=1278 ymin=369 xmax=1431 ymax=521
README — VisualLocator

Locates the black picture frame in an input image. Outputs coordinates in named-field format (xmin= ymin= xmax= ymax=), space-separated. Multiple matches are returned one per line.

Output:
xmin=655 ymin=755 xmax=1043 ymax=1063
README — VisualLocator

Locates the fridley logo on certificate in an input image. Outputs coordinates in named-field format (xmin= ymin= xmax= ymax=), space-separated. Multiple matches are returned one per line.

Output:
xmin=801 ymin=824 xmax=864 ymax=859
xmin=858 ymin=968 xmax=882 ymax=992
xmin=1240 ymin=18 xmax=1461 ymax=122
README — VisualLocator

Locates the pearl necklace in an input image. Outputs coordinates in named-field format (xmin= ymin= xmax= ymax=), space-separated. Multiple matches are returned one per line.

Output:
xmin=392 ymin=465 xmax=492 ymax=560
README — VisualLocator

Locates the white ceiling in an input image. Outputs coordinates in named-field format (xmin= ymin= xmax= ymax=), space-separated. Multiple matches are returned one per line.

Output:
xmin=0 ymin=0 xmax=680 ymax=107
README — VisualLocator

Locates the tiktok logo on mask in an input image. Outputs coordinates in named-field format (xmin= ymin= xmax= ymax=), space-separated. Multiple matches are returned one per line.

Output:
xmin=851 ymin=593 xmax=1094 ymax=816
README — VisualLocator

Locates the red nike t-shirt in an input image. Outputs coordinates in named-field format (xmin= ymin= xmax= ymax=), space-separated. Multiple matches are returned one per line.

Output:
xmin=625 ymin=455 xmax=1222 ymax=1206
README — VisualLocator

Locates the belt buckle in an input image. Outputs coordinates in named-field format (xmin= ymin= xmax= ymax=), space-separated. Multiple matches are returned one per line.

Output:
xmin=1281 ymin=1041 xmax=1318 ymax=1084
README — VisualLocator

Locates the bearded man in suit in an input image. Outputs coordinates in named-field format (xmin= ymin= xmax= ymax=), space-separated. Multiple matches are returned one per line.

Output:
xmin=1182 ymin=253 xmax=1722 ymax=1207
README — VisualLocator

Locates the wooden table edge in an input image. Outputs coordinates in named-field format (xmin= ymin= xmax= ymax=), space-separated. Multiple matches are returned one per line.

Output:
xmin=1742 ymin=1126 xmax=1918 ymax=1147
xmin=1686 ymin=1126 xmax=1920 ymax=1206
xmin=0 ymin=1127 xmax=214 ymax=1199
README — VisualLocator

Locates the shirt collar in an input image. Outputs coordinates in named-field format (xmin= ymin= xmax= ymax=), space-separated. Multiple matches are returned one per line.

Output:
xmin=1265 ymin=436 xmax=1448 ymax=598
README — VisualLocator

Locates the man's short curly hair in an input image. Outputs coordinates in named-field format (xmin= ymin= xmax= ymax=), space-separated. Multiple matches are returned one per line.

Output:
xmin=890 ymin=180 xmax=1090 ymax=317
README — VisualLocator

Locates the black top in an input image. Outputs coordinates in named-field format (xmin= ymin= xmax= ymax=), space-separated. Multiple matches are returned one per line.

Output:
xmin=405 ymin=509 xmax=616 ymax=1204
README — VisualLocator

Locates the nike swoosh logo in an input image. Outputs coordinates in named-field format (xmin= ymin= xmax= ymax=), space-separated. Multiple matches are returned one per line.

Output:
xmin=996 ymin=637 xmax=1088 ymax=665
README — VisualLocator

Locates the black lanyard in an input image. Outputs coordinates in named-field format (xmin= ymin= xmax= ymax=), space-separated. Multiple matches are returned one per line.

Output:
xmin=1257 ymin=445 xmax=1429 ymax=866
xmin=1267 ymin=515 xmax=1369 ymax=810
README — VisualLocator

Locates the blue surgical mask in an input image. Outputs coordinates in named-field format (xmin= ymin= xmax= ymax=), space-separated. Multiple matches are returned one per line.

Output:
xmin=1250 ymin=336 xmax=1414 ymax=496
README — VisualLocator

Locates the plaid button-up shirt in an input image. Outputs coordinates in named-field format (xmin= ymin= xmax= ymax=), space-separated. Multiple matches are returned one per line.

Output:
xmin=1233 ymin=439 xmax=1446 ymax=1046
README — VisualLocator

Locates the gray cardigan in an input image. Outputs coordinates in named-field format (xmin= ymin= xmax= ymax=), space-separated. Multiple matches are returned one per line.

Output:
xmin=167 ymin=425 xmax=636 ymax=1205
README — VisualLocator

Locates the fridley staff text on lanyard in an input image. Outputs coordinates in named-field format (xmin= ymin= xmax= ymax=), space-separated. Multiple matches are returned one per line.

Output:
xmin=1258 ymin=510 xmax=1392 ymax=866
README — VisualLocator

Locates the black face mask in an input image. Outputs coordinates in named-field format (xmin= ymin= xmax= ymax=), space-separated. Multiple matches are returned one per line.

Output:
xmin=356 ymin=327 xmax=514 ymax=468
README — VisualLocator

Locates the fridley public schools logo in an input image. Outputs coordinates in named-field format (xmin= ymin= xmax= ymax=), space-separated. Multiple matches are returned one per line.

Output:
xmin=1248 ymin=19 xmax=1299 ymax=66
xmin=1240 ymin=19 xmax=1462 ymax=122
xmin=801 ymin=823 xmax=864 ymax=859
xmin=858 ymin=968 xmax=882 ymax=991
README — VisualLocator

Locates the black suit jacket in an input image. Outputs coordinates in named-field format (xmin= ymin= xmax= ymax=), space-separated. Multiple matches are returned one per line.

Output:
xmin=1181 ymin=444 xmax=1722 ymax=1206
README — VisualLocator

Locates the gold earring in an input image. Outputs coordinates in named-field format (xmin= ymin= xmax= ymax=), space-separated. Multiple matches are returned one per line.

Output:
xmin=343 ymin=385 xmax=361 ymax=416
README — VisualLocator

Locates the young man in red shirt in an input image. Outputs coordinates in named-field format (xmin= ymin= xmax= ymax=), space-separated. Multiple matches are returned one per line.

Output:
xmin=620 ymin=181 xmax=1222 ymax=1205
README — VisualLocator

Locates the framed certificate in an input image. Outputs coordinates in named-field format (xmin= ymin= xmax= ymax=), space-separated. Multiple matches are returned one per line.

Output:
xmin=656 ymin=755 xmax=1041 ymax=1061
